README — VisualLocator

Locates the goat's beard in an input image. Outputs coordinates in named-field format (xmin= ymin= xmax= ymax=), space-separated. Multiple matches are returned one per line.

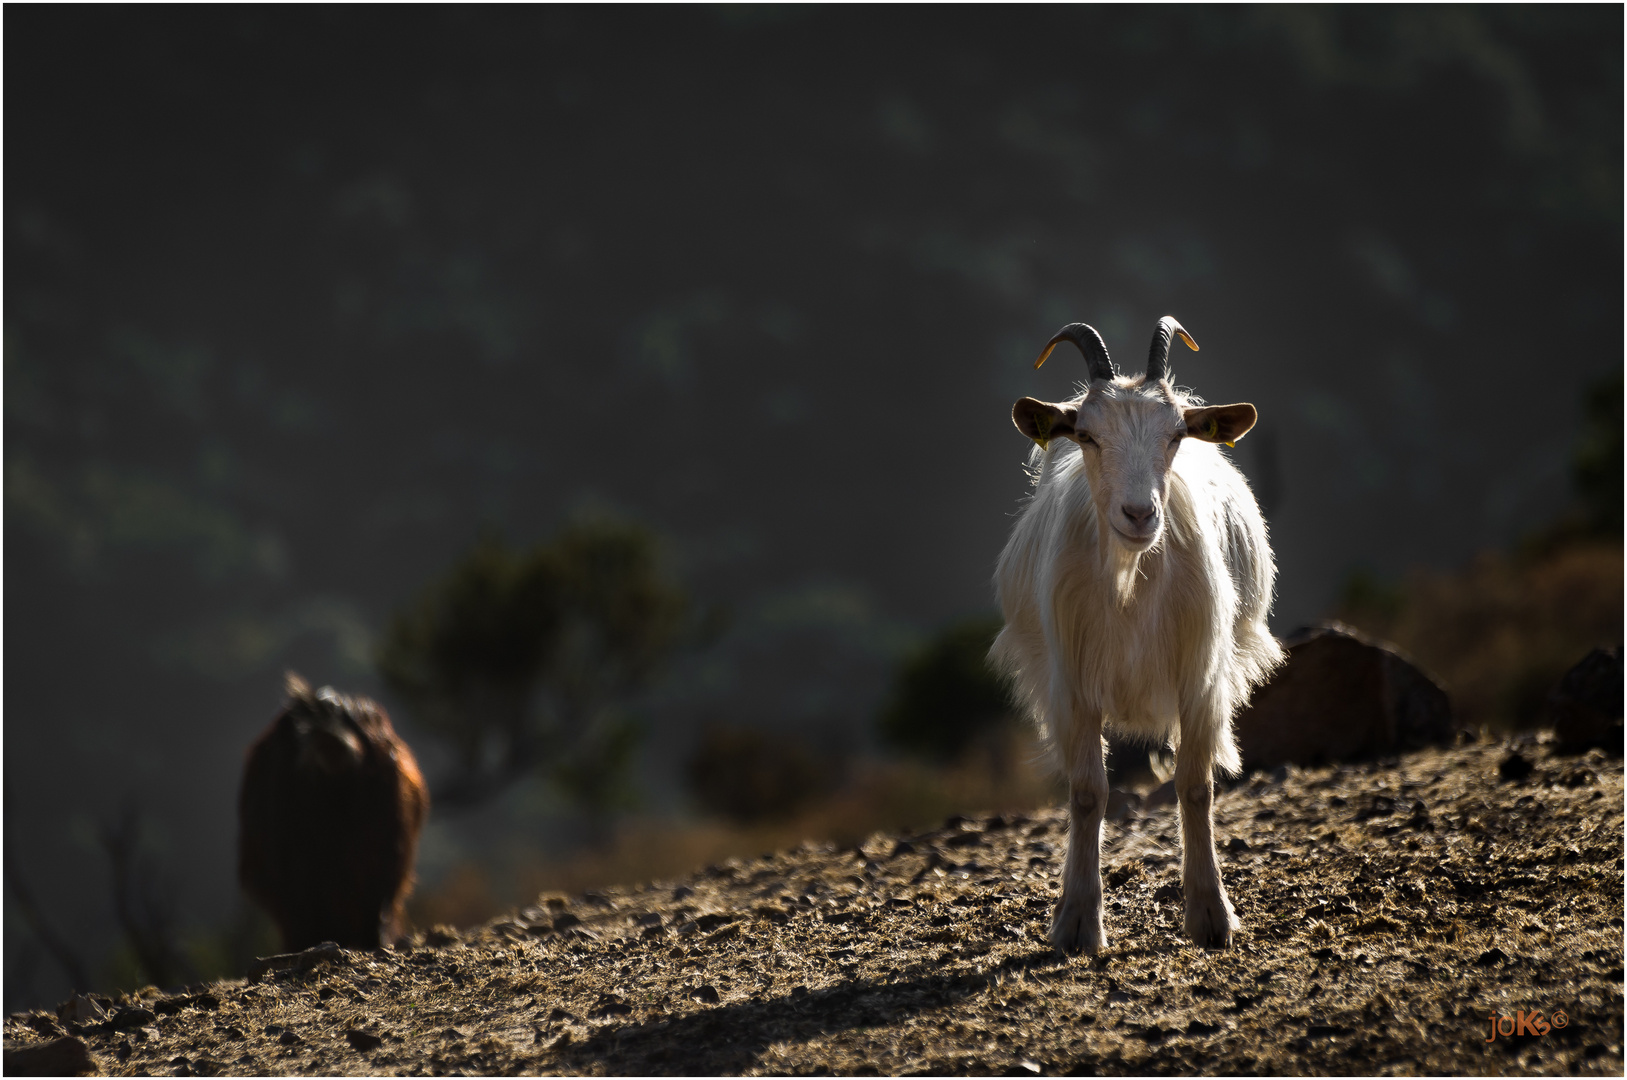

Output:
xmin=1101 ymin=523 xmax=1148 ymax=609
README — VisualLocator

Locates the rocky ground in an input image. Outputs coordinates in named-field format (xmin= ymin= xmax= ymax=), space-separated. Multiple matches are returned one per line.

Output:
xmin=6 ymin=737 xmax=1623 ymax=1076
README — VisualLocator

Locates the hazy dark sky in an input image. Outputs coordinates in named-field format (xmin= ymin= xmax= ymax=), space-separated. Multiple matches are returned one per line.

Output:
xmin=5 ymin=6 xmax=1620 ymax=1009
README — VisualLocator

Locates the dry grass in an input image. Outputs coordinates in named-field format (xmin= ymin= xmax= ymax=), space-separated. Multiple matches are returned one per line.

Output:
xmin=14 ymin=737 xmax=1621 ymax=1076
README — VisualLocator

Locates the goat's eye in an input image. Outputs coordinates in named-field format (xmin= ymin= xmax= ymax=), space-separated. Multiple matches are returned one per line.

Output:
xmin=1077 ymin=432 xmax=1095 ymax=446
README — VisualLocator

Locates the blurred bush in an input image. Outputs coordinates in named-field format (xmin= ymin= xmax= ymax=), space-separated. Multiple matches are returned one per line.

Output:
xmin=378 ymin=514 xmax=690 ymax=811
xmin=877 ymin=614 xmax=1018 ymax=763
xmin=684 ymin=723 xmax=839 ymax=825
xmin=512 ymin=725 xmax=1063 ymax=904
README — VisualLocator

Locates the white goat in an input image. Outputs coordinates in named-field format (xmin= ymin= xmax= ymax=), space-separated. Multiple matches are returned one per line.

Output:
xmin=991 ymin=316 xmax=1283 ymax=952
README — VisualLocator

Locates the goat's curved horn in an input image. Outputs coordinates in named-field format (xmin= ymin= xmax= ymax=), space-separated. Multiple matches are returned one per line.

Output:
xmin=1144 ymin=316 xmax=1199 ymax=383
xmin=1033 ymin=323 xmax=1118 ymax=382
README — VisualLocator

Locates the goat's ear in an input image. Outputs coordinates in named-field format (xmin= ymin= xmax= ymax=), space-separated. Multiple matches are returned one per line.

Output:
xmin=1183 ymin=403 xmax=1257 ymax=447
xmin=1012 ymin=398 xmax=1078 ymax=450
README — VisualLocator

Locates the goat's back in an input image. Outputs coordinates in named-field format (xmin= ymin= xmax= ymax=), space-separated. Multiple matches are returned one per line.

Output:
xmin=238 ymin=689 xmax=428 ymax=951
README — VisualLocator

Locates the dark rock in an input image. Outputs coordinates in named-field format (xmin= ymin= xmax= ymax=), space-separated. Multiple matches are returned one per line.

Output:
xmin=1547 ymin=646 xmax=1623 ymax=754
xmin=1234 ymin=623 xmax=1455 ymax=770
xmin=1152 ymin=884 xmax=1182 ymax=903
xmin=1476 ymin=947 xmax=1510 ymax=966
xmin=108 ymin=1007 xmax=157 ymax=1031
xmin=1225 ymin=837 xmax=1251 ymax=853
xmin=55 ymin=996 xmax=109 ymax=1026
xmin=1105 ymin=789 xmax=1142 ymax=823
xmin=552 ymin=913 xmax=582 ymax=931
xmin=2 ymin=1036 xmax=100 ymax=1076
xmin=248 ymin=940 xmax=346 ymax=982
xmin=695 ymin=913 xmax=735 ymax=933
xmin=690 ymin=984 xmax=721 ymax=1004
xmin=345 ymin=1029 xmax=383 ymax=1053
xmin=1143 ymin=781 xmax=1177 ymax=810
xmin=1498 ymin=752 xmax=1535 ymax=782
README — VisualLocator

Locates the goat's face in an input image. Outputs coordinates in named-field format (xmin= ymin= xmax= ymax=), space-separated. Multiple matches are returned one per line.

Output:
xmin=1013 ymin=383 xmax=1258 ymax=552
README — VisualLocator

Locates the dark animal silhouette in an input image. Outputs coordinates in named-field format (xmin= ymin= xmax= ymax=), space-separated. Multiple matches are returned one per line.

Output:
xmin=239 ymin=674 xmax=429 ymax=951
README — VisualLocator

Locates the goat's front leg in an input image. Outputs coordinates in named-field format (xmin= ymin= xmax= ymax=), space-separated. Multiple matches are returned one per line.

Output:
xmin=1175 ymin=717 xmax=1238 ymax=949
xmin=1051 ymin=711 xmax=1108 ymax=954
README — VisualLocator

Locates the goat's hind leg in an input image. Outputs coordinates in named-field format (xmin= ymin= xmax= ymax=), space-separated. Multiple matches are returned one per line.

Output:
xmin=1175 ymin=710 xmax=1238 ymax=949
xmin=1050 ymin=709 xmax=1108 ymax=954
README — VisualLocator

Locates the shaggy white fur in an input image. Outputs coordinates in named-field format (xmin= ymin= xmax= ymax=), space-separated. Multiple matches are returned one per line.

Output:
xmin=992 ymin=325 xmax=1283 ymax=954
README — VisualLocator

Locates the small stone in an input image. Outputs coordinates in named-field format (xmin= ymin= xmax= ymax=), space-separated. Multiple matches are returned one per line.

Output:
xmin=1475 ymin=947 xmax=1509 ymax=966
xmin=1225 ymin=837 xmax=1251 ymax=853
xmin=109 ymin=1006 xmax=158 ymax=1030
xmin=56 ymin=996 xmax=108 ymax=1026
xmin=695 ymin=913 xmax=734 ymax=932
xmin=1498 ymin=752 xmax=1535 ymax=782
xmin=552 ymin=913 xmax=582 ymax=931
xmin=1144 ymin=781 xmax=1178 ymax=810
xmin=1105 ymin=789 xmax=1142 ymax=823
xmin=671 ymin=885 xmax=694 ymax=901
xmin=344 ymin=1029 xmax=383 ymax=1053
xmin=690 ymin=985 xmax=721 ymax=1004
xmin=705 ymin=922 xmax=742 ymax=945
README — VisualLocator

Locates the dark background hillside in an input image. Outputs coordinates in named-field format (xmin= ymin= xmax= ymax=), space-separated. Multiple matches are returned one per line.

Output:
xmin=5 ymin=6 xmax=1620 ymax=1012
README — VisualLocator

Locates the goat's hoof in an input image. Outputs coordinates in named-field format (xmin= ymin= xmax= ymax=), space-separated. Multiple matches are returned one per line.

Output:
xmin=1184 ymin=894 xmax=1239 ymax=950
xmin=1049 ymin=901 xmax=1105 ymax=955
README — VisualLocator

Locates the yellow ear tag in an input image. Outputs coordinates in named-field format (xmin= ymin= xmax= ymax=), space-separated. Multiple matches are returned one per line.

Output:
xmin=1033 ymin=412 xmax=1052 ymax=450
xmin=1224 ymin=440 xmax=1236 ymax=448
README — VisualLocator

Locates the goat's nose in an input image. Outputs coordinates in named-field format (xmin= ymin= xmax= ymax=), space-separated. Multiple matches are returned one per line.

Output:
xmin=1121 ymin=503 xmax=1156 ymax=528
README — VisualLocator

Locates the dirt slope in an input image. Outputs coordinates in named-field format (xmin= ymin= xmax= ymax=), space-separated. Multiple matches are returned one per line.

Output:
xmin=7 ymin=738 xmax=1623 ymax=1076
